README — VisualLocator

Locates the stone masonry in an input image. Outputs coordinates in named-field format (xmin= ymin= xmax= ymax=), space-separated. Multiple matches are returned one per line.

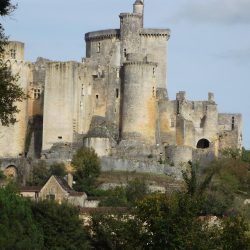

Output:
xmin=0 ymin=1 xmax=242 ymax=174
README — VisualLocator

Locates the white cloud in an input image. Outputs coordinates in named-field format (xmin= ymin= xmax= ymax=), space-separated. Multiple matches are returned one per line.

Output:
xmin=174 ymin=0 xmax=250 ymax=25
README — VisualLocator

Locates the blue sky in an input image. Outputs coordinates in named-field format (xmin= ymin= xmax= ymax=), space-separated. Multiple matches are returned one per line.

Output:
xmin=2 ymin=0 xmax=250 ymax=148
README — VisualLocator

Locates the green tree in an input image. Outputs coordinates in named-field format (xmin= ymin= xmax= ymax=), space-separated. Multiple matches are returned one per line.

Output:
xmin=27 ymin=160 xmax=50 ymax=186
xmin=219 ymin=215 xmax=250 ymax=250
xmin=49 ymin=162 xmax=66 ymax=177
xmin=0 ymin=0 xmax=27 ymax=126
xmin=32 ymin=200 xmax=90 ymax=250
xmin=0 ymin=185 xmax=44 ymax=249
xmin=72 ymin=147 xmax=101 ymax=193
xmin=91 ymin=213 xmax=144 ymax=250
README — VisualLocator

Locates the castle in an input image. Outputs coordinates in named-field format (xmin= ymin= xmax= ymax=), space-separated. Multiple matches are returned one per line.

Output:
xmin=0 ymin=0 xmax=242 ymax=174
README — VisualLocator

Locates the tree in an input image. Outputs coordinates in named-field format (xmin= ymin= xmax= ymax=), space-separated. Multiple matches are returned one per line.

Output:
xmin=27 ymin=160 xmax=50 ymax=186
xmin=49 ymin=162 xmax=66 ymax=177
xmin=0 ymin=185 xmax=44 ymax=249
xmin=72 ymin=147 xmax=101 ymax=193
xmin=0 ymin=0 xmax=26 ymax=126
xmin=32 ymin=200 xmax=90 ymax=250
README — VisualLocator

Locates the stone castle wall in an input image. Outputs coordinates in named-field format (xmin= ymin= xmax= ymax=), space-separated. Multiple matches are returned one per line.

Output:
xmin=0 ymin=1 xmax=243 ymax=172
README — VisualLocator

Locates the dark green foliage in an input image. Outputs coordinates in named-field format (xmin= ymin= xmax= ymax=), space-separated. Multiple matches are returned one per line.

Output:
xmin=0 ymin=186 xmax=44 ymax=249
xmin=0 ymin=168 xmax=5 ymax=180
xmin=0 ymin=53 xmax=27 ymax=126
xmin=99 ymin=186 xmax=128 ymax=207
xmin=49 ymin=162 xmax=66 ymax=177
xmin=91 ymin=213 xmax=144 ymax=250
xmin=0 ymin=0 xmax=16 ymax=17
xmin=219 ymin=215 xmax=250 ymax=250
xmin=31 ymin=200 xmax=90 ymax=250
xmin=125 ymin=178 xmax=149 ymax=204
xmin=27 ymin=161 xmax=66 ymax=186
xmin=27 ymin=160 xmax=50 ymax=186
xmin=72 ymin=147 xmax=101 ymax=193
xmin=99 ymin=178 xmax=149 ymax=207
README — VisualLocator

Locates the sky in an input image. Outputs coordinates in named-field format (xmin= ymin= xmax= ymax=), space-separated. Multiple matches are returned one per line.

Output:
xmin=2 ymin=0 xmax=250 ymax=148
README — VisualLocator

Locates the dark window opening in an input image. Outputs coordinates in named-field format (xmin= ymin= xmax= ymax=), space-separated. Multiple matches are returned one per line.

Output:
xmin=34 ymin=89 xmax=41 ymax=99
xmin=46 ymin=194 xmax=55 ymax=200
xmin=200 ymin=116 xmax=206 ymax=128
xmin=232 ymin=116 xmax=235 ymax=130
xmin=192 ymin=102 xmax=195 ymax=110
xmin=116 ymin=89 xmax=119 ymax=98
xmin=152 ymin=87 xmax=155 ymax=97
xmin=197 ymin=139 xmax=210 ymax=149
xmin=96 ymin=94 xmax=99 ymax=99
xmin=124 ymin=49 xmax=127 ymax=57
xmin=177 ymin=101 xmax=180 ymax=115
xmin=97 ymin=42 xmax=101 ymax=53
xmin=10 ymin=49 xmax=16 ymax=59
xmin=153 ymin=67 xmax=155 ymax=76
xmin=58 ymin=136 xmax=62 ymax=139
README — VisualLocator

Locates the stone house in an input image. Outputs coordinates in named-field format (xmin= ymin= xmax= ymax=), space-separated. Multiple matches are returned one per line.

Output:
xmin=20 ymin=174 xmax=88 ymax=207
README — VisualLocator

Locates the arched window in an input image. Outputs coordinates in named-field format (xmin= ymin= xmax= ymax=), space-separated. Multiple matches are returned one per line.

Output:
xmin=197 ymin=138 xmax=210 ymax=149
xmin=4 ymin=165 xmax=17 ymax=179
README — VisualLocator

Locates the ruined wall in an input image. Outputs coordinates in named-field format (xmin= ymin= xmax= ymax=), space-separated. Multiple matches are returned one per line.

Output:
xmin=158 ymin=99 xmax=176 ymax=145
xmin=218 ymin=113 xmax=242 ymax=149
xmin=42 ymin=61 xmax=81 ymax=150
xmin=172 ymin=92 xmax=219 ymax=149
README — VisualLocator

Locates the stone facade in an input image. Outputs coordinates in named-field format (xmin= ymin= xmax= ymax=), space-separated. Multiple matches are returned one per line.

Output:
xmin=0 ymin=1 xmax=242 ymax=172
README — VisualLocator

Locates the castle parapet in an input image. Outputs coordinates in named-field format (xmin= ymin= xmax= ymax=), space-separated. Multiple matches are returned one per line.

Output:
xmin=85 ymin=29 xmax=120 ymax=41
xmin=140 ymin=29 xmax=171 ymax=39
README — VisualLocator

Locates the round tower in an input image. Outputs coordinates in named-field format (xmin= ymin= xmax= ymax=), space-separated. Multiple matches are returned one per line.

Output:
xmin=121 ymin=53 xmax=157 ymax=144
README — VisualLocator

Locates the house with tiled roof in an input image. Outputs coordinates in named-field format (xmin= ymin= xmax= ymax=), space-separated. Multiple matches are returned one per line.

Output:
xmin=20 ymin=174 xmax=97 ymax=208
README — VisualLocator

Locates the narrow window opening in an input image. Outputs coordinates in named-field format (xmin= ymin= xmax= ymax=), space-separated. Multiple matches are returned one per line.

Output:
xmin=58 ymin=136 xmax=62 ymax=139
xmin=81 ymin=84 xmax=84 ymax=96
xmin=153 ymin=67 xmax=155 ymax=76
xmin=171 ymin=117 xmax=175 ymax=128
xmin=177 ymin=101 xmax=180 ymax=115
xmin=200 ymin=116 xmax=206 ymax=128
xmin=232 ymin=116 xmax=235 ymax=130
xmin=97 ymin=42 xmax=101 ymax=53
xmin=10 ymin=49 xmax=16 ymax=59
xmin=34 ymin=89 xmax=41 ymax=99
xmin=116 ymin=68 xmax=120 ymax=78
xmin=116 ymin=89 xmax=119 ymax=98
xmin=192 ymin=102 xmax=195 ymax=110
xmin=152 ymin=87 xmax=155 ymax=97
xmin=96 ymin=94 xmax=99 ymax=99
xmin=124 ymin=48 xmax=127 ymax=57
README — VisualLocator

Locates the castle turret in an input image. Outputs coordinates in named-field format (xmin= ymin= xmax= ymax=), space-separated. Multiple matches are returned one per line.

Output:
xmin=120 ymin=2 xmax=144 ymax=63
xmin=133 ymin=0 xmax=144 ymax=16
xmin=121 ymin=53 xmax=157 ymax=144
